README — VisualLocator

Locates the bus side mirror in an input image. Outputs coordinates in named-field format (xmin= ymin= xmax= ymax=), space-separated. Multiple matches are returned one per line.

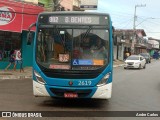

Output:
xmin=27 ymin=32 xmax=32 ymax=45
xmin=27 ymin=23 xmax=36 ymax=45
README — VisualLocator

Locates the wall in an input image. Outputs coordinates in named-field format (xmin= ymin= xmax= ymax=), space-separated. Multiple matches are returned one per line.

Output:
xmin=0 ymin=31 xmax=33 ymax=69
xmin=24 ymin=0 xmax=38 ymax=4
xmin=21 ymin=31 xmax=33 ymax=67
xmin=61 ymin=0 xmax=73 ymax=11
xmin=118 ymin=44 xmax=124 ymax=60
xmin=148 ymin=40 xmax=159 ymax=49
xmin=113 ymin=45 xmax=117 ymax=60
xmin=73 ymin=0 xmax=81 ymax=7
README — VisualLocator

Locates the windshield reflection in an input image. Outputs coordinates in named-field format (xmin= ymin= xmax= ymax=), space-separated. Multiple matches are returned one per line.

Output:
xmin=36 ymin=26 xmax=109 ymax=70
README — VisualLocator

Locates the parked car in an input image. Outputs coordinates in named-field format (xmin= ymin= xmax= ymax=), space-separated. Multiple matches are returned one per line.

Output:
xmin=124 ymin=55 xmax=146 ymax=69
xmin=139 ymin=53 xmax=151 ymax=63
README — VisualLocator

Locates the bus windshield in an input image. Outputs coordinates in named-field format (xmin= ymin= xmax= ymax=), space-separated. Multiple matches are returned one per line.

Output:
xmin=36 ymin=25 xmax=109 ymax=70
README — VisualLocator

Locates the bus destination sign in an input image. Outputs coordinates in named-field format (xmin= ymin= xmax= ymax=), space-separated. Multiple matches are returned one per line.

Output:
xmin=48 ymin=16 xmax=100 ymax=25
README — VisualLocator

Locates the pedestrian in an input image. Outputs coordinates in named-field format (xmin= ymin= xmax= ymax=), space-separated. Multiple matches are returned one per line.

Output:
xmin=126 ymin=52 xmax=130 ymax=57
xmin=5 ymin=50 xmax=15 ymax=70
xmin=20 ymin=58 xmax=24 ymax=72
xmin=14 ymin=48 xmax=24 ymax=72
xmin=154 ymin=50 xmax=159 ymax=60
xmin=124 ymin=51 xmax=130 ymax=60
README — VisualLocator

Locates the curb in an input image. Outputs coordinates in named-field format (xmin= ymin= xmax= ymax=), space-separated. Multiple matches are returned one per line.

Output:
xmin=113 ymin=64 xmax=124 ymax=68
xmin=0 ymin=75 xmax=32 ymax=80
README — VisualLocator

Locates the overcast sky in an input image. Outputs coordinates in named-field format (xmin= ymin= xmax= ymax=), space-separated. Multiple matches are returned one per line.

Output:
xmin=88 ymin=0 xmax=160 ymax=39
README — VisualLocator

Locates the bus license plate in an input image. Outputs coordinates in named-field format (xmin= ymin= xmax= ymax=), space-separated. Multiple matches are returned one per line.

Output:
xmin=64 ymin=93 xmax=78 ymax=98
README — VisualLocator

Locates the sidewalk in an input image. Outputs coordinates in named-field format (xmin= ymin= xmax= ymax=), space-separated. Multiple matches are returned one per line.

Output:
xmin=0 ymin=60 xmax=124 ymax=80
xmin=113 ymin=59 xmax=125 ymax=67
xmin=0 ymin=67 xmax=32 ymax=80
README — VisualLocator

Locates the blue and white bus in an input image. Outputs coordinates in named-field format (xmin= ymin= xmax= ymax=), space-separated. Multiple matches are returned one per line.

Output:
xmin=28 ymin=11 xmax=113 ymax=99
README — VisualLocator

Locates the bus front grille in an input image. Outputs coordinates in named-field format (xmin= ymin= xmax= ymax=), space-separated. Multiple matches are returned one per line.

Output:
xmin=43 ymin=72 xmax=100 ymax=79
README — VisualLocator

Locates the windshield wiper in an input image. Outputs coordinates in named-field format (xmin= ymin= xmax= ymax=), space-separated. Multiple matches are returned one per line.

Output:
xmin=82 ymin=26 xmax=92 ymax=40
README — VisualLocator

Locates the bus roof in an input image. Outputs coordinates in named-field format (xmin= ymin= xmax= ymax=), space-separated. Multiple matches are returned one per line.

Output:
xmin=39 ymin=11 xmax=110 ymax=16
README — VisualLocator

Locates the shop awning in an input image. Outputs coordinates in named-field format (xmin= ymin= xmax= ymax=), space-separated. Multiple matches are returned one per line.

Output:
xmin=0 ymin=0 xmax=44 ymax=33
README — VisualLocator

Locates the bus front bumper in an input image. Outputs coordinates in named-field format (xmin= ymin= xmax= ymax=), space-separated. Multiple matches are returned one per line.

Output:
xmin=33 ymin=80 xmax=112 ymax=99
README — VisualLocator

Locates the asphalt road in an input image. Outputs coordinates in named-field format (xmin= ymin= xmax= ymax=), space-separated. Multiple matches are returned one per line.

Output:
xmin=0 ymin=59 xmax=160 ymax=120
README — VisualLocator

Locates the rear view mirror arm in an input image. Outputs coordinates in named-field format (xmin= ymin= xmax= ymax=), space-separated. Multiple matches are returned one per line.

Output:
xmin=28 ymin=23 xmax=36 ymax=32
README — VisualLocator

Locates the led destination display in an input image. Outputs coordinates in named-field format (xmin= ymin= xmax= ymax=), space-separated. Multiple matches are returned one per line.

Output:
xmin=39 ymin=14 xmax=109 ymax=25
xmin=49 ymin=16 xmax=99 ymax=25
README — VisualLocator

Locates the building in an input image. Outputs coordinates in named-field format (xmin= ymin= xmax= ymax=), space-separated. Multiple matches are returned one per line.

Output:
xmin=134 ymin=29 xmax=147 ymax=54
xmin=147 ymin=37 xmax=160 ymax=57
xmin=60 ymin=0 xmax=73 ymax=11
xmin=114 ymin=29 xmax=147 ymax=60
xmin=0 ymin=0 xmax=44 ymax=69
xmin=73 ymin=0 xmax=81 ymax=11
xmin=38 ymin=0 xmax=81 ymax=12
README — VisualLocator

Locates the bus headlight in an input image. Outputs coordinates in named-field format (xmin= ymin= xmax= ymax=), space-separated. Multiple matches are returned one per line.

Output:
xmin=97 ymin=73 xmax=110 ymax=87
xmin=34 ymin=70 xmax=46 ymax=85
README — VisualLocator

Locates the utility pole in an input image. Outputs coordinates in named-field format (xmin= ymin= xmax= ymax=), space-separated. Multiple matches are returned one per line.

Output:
xmin=132 ymin=4 xmax=146 ymax=54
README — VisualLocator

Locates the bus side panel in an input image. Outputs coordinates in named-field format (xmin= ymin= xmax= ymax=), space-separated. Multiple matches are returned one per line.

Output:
xmin=33 ymin=80 xmax=50 ymax=97
xmin=91 ymin=83 xmax=112 ymax=99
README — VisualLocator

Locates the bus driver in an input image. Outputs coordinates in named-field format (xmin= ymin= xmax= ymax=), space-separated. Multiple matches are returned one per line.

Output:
xmin=90 ymin=38 xmax=107 ymax=59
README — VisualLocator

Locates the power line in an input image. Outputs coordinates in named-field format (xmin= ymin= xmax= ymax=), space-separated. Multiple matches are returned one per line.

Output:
xmin=137 ymin=17 xmax=160 ymax=25
xmin=137 ymin=20 xmax=160 ymax=33
xmin=114 ymin=18 xmax=133 ymax=29
xmin=122 ymin=20 xmax=133 ymax=29
xmin=138 ymin=24 xmax=160 ymax=38
xmin=146 ymin=32 xmax=160 ymax=33
xmin=98 ymin=7 xmax=134 ymax=17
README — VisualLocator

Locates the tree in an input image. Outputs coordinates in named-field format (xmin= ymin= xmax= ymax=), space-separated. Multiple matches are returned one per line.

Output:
xmin=52 ymin=0 xmax=62 ymax=11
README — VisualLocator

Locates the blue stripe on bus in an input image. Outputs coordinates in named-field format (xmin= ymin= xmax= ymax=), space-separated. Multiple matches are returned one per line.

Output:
xmin=73 ymin=59 xmax=93 ymax=65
